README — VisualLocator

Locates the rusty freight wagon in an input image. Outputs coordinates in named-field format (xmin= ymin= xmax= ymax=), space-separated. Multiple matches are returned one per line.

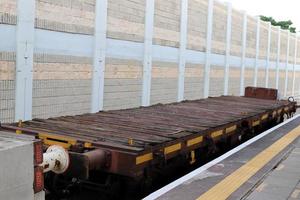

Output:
xmin=0 ymin=88 xmax=297 ymax=199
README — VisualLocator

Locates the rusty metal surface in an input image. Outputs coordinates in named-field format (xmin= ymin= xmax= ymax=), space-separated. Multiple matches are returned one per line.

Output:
xmin=3 ymin=96 xmax=292 ymax=153
xmin=83 ymin=149 xmax=110 ymax=170
xmin=245 ymin=87 xmax=278 ymax=100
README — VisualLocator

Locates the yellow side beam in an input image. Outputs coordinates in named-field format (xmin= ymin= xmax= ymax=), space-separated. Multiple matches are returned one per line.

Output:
xmin=136 ymin=153 xmax=153 ymax=165
xmin=226 ymin=125 xmax=237 ymax=134
xmin=38 ymin=133 xmax=77 ymax=149
xmin=211 ymin=130 xmax=223 ymax=138
xmin=252 ymin=120 xmax=260 ymax=127
xmin=261 ymin=114 xmax=268 ymax=120
xmin=187 ymin=136 xmax=203 ymax=147
xmin=164 ymin=143 xmax=182 ymax=155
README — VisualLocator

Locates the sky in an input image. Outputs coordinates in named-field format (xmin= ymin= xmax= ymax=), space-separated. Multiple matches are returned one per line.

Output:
xmin=224 ymin=0 xmax=300 ymax=32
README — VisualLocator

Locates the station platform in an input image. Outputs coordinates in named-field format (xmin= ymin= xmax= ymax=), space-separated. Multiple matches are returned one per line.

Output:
xmin=144 ymin=115 xmax=300 ymax=200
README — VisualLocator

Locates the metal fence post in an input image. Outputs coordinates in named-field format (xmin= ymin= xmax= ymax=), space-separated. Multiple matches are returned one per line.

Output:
xmin=15 ymin=0 xmax=35 ymax=121
xmin=178 ymin=0 xmax=188 ymax=102
xmin=240 ymin=11 xmax=247 ymax=96
xmin=142 ymin=0 xmax=155 ymax=106
xmin=265 ymin=22 xmax=271 ymax=88
xmin=203 ymin=0 xmax=214 ymax=98
xmin=254 ymin=17 xmax=260 ymax=87
xmin=275 ymin=26 xmax=281 ymax=90
xmin=91 ymin=0 xmax=108 ymax=113
xmin=284 ymin=31 xmax=290 ymax=97
xmin=292 ymin=34 xmax=298 ymax=96
xmin=224 ymin=2 xmax=232 ymax=96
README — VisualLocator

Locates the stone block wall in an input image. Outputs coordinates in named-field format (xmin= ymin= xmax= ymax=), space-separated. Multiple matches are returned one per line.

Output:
xmin=287 ymin=71 xmax=294 ymax=96
xmin=104 ymin=58 xmax=142 ymax=110
xmin=289 ymin=36 xmax=296 ymax=63
xmin=257 ymin=68 xmax=266 ymax=87
xmin=295 ymin=71 xmax=300 ymax=95
xmin=209 ymin=66 xmax=224 ymax=96
xmin=107 ymin=0 xmax=145 ymax=42
xmin=0 ymin=1 xmax=17 ymax=123
xmin=280 ymin=31 xmax=288 ymax=62
xmin=230 ymin=10 xmax=243 ymax=56
xmin=187 ymin=0 xmax=207 ymax=51
xmin=31 ymin=0 xmax=96 ymax=119
xmin=269 ymin=69 xmax=276 ymax=89
xmin=151 ymin=62 xmax=178 ymax=104
xmin=36 ymin=0 xmax=95 ymax=34
xmin=0 ymin=0 xmax=17 ymax=16
xmin=184 ymin=63 xmax=204 ymax=100
xmin=211 ymin=1 xmax=226 ymax=55
xmin=278 ymin=70 xmax=286 ymax=96
xmin=246 ymin=17 xmax=256 ymax=58
xmin=153 ymin=0 xmax=180 ymax=47
xmin=0 ymin=54 xmax=15 ymax=123
xmin=270 ymin=26 xmax=278 ymax=61
xmin=244 ymin=68 xmax=254 ymax=88
xmin=259 ymin=21 xmax=268 ymax=59
xmin=32 ymin=55 xmax=92 ymax=119
xmin=228 ymin=67 xmax=240 ymax=95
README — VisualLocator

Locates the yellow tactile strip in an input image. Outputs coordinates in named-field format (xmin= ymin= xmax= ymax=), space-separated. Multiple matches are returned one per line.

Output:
xmin=196 ymin=125 xmax=300 ymax=200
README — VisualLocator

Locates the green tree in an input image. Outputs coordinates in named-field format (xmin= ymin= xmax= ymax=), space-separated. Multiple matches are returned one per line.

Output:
xmin=260 ymin=15 xmax=296 ymax=33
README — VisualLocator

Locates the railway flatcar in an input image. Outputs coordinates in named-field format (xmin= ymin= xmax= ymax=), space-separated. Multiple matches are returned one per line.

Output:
xmin=1 ymin=88 xmax=297 ymax=199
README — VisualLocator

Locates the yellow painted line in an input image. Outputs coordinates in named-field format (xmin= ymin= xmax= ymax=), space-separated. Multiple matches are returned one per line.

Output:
xmin=164 ymin=143 xmax=182 ymax=155
xmin=261 ymin=114 xmax=268 ymax=120
xmin=252 ymin=120 xmax=260 ymax=127
xmin=38 ymin=133 xmax=77 ymax=149
xmin=187 ymin=136 xmax=203 ymax=147
xmin=196 ymin=124 xmax=300 ymax=200
xmin=226 ymin=125 xmax=237 ymax=134
xmin=136 ymin=153 xmax=153 ymax=165
xmin=211 ymin=130 xmax=223 ymax=138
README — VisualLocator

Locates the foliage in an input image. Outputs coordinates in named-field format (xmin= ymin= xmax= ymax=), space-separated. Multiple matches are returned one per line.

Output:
xmin=260 ymin=15 xmax=296 ymax=33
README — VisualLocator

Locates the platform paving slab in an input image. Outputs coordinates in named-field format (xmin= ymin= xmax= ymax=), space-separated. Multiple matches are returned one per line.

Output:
xmin=246 ymin=139 xmax=300 ymax=200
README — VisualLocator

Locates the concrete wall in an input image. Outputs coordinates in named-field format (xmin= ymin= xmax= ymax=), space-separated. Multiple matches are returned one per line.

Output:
xmin=0 ymin=133 xmax=35 ymax=200
xmin=0 ymin=0 xmax=300 ymax=123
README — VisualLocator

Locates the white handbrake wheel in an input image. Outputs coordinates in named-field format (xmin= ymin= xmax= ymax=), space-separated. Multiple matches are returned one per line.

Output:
xmin=42 ymin=145 xmax=70 ymax=174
